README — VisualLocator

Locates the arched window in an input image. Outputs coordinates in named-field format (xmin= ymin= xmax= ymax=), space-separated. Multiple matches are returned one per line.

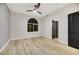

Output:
xmin=27 ymin=18 xmax=38 ymax=32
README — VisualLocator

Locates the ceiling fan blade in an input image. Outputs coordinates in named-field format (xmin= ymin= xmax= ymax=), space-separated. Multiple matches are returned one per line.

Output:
xmin=34 ymin=3 xmax=40 ymax=9
xmin=37 ymin=11 xmax=42 ymax=14
xmin=37 ymin=3 xmax=40 ymax=9
xmin=26 ymin=3 xmax=41 ymax=12
xmin=26 ymin=10 xmax=33 ymax=12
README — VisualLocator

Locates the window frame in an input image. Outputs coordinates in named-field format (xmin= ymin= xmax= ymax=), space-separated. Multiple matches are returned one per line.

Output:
xmin=27 ymin=18 xmax=38 ymax=32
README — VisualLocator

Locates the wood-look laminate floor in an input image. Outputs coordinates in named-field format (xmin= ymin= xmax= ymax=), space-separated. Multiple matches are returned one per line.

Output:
xmin=0 ymin=37 xmax=79 ymax=55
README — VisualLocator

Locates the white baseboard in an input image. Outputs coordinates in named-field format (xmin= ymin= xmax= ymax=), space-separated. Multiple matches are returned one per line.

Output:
xmin=10 ymin=36 xmax=43 ymax=40
xmin=10 ymin=37 xmax=28 ymax=40
xmin=0 ymin=39 xmax=11 ymax=53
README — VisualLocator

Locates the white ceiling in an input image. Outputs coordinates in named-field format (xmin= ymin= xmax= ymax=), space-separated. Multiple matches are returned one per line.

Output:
xmin=6 ymin=3 xmax=69 ymax=18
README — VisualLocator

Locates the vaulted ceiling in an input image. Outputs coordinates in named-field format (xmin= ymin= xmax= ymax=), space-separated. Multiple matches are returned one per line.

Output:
xmin=6 ymin=3 xmax=69 ymax=18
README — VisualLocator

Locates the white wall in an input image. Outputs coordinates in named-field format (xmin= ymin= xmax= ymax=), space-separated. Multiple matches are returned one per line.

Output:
xmin=10 ymin=12 xmax=42 ymax=39
xmin=10 ymin=3 xmax=79 ymax=45
xmin=0 ymin=4 xmax=10 ymax=49
xmin=42 ymin=4 xmax=79 ymax=44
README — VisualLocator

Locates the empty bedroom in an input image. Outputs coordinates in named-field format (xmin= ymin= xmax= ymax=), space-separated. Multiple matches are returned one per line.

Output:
xmin=0 ymin=3 xmax=79 ymax=55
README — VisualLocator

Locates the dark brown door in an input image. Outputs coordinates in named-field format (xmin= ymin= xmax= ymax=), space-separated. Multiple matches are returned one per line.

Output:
xmin=52 ymin=20 xmax=58 ymax=39
xmin=68 ymin=12 xmax=79 ymax=49
xmin=55 ymin=21 xmax=58 ymax=38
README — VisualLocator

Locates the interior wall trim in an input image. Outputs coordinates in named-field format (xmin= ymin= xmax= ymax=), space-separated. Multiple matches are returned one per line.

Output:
xmin=0 ymin=39 xmax=11 ymax=53
xmin=10 ymin=36 xmax=43 ymax=40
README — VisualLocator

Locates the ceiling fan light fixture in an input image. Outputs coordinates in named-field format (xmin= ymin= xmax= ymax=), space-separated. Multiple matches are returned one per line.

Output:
xmin=34 ymin=10 xmax=39 ymax=15
xmin=34 ymin=10 xmax=37 ymax=13
xmin=26 ymin=3 xmax=42 ymax=14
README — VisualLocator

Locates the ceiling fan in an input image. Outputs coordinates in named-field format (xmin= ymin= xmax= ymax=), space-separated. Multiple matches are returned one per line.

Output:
xmin=26 ymin=3 xmax=42 ymax=14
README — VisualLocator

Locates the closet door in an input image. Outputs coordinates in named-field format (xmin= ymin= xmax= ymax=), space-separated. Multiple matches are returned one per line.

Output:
xmin=52 ymin=20 xmax=56 ymax=39
xmin=55 ymin=21 xmax=58 ymax=38
xmin=52 ymin=20 xmax=58 ymax=39
xmin=68 ymin=12 xmax=79 ymax=49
